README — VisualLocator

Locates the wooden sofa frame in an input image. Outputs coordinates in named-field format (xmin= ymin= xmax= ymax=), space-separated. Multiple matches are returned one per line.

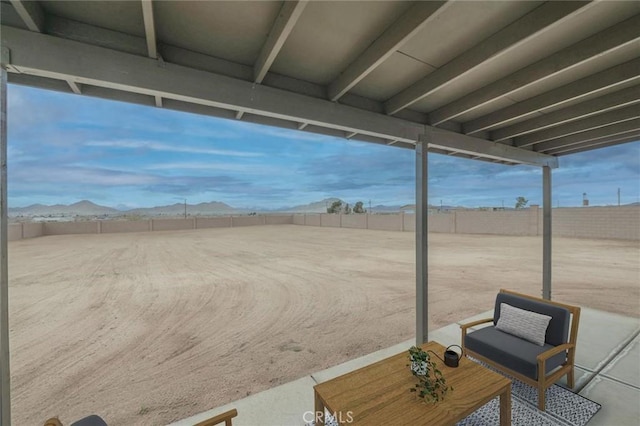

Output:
xmin=194 ymin=409 xmax=238 ymax=426
xmin=460 ymin=289 xmax=580 ymax=411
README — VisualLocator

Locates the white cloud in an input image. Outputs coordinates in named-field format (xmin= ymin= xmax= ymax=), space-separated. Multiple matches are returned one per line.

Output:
xmin=144 ymin=162 xmax=281 ymax=175
xmin=85 ymin=140 xmax=263 ymax=157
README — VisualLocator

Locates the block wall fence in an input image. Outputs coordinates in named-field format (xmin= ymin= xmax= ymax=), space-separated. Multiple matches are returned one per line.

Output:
xmin=8 ymin=206 xmax=640 ymax=242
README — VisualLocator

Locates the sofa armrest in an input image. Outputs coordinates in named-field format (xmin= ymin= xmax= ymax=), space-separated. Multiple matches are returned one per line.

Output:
xmin=460 ymin=317 xmax=493 ymax=331
xmin=537 ymin=343 xmax=574 ymax=362
xmin=536 ymin=343 xmax=574 ymax=381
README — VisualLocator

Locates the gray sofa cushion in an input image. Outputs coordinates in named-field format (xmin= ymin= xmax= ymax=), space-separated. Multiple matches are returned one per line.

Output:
xmin=465 ymin=326 xmax=567 ymax=379
xmin=494 ymin=293 xmax=570 ymax=346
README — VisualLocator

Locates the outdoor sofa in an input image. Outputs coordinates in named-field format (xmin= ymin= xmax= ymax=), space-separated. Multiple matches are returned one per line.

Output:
xmin=460 ymin=289 xmax=580 ymax=411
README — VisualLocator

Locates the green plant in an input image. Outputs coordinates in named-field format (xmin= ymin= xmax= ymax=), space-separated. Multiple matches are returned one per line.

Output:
xmin=408 ymin=346 xmax=452 ymax=403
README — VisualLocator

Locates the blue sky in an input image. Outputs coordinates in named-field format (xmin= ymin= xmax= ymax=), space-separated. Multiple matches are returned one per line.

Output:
xmin=8 ymin=85 xmax=640 ymax=210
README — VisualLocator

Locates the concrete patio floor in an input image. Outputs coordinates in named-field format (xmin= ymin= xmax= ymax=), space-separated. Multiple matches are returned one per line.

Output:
xmin=172 ymin=307 xmax=640 ymax=426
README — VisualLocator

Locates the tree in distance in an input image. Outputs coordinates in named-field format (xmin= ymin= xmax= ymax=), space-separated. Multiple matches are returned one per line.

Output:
xmin=353 ymin=201 xmax=366 ymax=214
xmin=515 ymin=197 xmax=529 ymax=209
xmin=327 ymin=200 xmax=343 ymax=214
xmin=344 ymin=203 xmax=351 ymax=214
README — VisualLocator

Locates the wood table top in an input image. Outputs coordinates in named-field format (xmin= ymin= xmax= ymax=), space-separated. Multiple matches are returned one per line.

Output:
xmin=314 ymin=341 xmax=511 ymax=425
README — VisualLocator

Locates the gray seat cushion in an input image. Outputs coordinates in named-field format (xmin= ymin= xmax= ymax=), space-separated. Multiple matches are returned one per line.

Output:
xmin=465 ymin=326 xmax=567 ymax=379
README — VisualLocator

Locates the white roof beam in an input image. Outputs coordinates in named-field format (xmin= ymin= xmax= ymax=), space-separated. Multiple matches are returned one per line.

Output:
xmin=384 ymin=1 xmax=592 ymax=115
xmin=67 ymin=80 xmax=81 ymax=94
xmin=253 ymin=0 xmax=307 ymax=84
xmin=345 ymin=131 xmax=357 ymax=139
xmin=9 ymin=0 xmax=44 ymax=33
xmin=465 ymin=58 xmax=640 ymax=135
xmin=427 ymin=128 xmax=558 ymax=168
xmin=141 ymin=0 xmax=158 ymax=59
xmin=514 ymin=105 xmax=639 ymax=147
xmin=534 ymin=119 xmax=640 ymax=153
xmin=545 ymin=133 xmax=640 ymax=156
xmin=297 ymin=122 xmax=308 ymax=130
xmin=428 ymin=15 xmax=640 ymax=125
xmin=328 ymin=1 xmax=448 ymax=102
xmin=154 ymin=95 xmax=162 ymax=107
xmin=235 ymin=111 xmax=244 ymax=120
xmin=2 ymin=26 xmax=560 ymax=168
xmin=491 ymin=85 xmax=640 ymax=141
xmin=1 ymin=26 xmax=424 ymax=144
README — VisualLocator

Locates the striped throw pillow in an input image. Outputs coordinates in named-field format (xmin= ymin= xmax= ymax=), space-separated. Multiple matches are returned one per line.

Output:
xmin=496 ymin=303 xmax=552 ymax=346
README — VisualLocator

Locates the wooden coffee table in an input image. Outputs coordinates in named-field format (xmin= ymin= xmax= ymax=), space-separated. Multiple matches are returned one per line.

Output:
xmin=313 ymin=341 xmax=511 ymax=425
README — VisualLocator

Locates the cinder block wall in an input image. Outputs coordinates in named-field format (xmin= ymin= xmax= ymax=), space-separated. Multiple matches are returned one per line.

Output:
xmin=152 ymin=218 xmax=195 ymax=231
xmin=368 ymin=214 xmax=403 ymax=231
xmin=454 ymin=209 xmax=534 ymax=236
xmin=101 ymin=220 xmax=150 ymax=234
xmin=8 ymin=215 xmax=294 ymax=241
xmin=44 ymin=221 xmax=99 ymax=235
xmin=551 ymin=206 xmax=640 ymax=240
xmin=23 ymin=223 xmax=45 ymax=239
xmin=341 ymin=214 xmax=367 ymax=229
xmin=231 ymin=216 xmax=263 ymax=227
xmin=8 ymin=224 xmax=22 ymax=241
xmin=291 ymin=206 xmax=639 ymax=240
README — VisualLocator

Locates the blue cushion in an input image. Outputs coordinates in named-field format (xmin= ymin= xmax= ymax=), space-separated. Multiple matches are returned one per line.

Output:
xmin=494 ymin=293 xmax=570 ymax=346
xmin=465 ymin=327 xmax=567 ymax=379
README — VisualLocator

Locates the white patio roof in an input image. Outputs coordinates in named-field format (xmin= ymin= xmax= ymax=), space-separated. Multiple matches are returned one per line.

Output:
xmin=1 ymin=1 xmax=639 ymax=424
xmin=2 ymin=1 xmax=638 ymax=166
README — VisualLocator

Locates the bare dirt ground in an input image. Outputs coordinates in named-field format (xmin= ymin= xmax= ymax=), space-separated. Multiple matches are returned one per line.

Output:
xmin=8 ymin=225 xmax=640 ymax=425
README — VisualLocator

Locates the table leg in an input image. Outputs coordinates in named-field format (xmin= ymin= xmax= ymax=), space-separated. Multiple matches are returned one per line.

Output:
xmin=499 ymin=383 xmax=511 ymax=426
xmin=314 ymin=390 xmax=325 ymax=426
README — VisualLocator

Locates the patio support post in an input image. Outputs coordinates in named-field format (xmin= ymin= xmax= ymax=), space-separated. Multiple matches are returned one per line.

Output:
xmin=542 ymin=166 xmax=552 ymax=300
xmin=416 ymin=132 xmax=429 ymax=344
xmin=0 ymin=46 xmax=10 ymax=425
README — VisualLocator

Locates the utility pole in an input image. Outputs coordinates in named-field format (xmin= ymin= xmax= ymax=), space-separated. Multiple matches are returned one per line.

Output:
xmin=184 ymin=199 xmax=187 ymax=219
xmin=369 ymin=199 xmax=371 ymax=214
xmin=618 ymin=188 xmax=621 ymax=206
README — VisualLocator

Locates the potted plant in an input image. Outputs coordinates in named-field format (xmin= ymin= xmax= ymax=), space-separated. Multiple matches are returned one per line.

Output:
xmin=408 ymin=346 xmax=452 ymax=403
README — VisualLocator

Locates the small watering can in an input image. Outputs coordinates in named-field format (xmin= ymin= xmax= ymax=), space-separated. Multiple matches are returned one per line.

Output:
xmin=443 ymin=345 xmax=463 ymax=368
xmin=429 ymin=345 xmax=464 ymax=368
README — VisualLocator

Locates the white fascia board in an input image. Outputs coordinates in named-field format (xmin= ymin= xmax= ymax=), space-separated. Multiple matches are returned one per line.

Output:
xmin=429 ymin=128 xmax=559 ymax=168
xmin=1 ymin=26 xmax=424 ymax=143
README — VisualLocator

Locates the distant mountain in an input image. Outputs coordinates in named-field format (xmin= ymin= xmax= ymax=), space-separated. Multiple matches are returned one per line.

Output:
xmin=10 ymin=198 xmax=482 ymax=218
xmin=9 ymin=200 xmax=241 ymax=217
xmin=370 ymin=204 xmax=403 ymax=213
xmin=9 ymin=200 xmax=119 ymax=217
xmin=280 ymin=198 xmax=343 ymax=213
xmin=127 ymin=201 xmax=241 ymax=216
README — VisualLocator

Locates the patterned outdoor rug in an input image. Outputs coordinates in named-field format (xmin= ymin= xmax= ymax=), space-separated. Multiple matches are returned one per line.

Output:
xmin=457 ymin=359 xmax=601 ymax=426
xmin=309 ymin=361 xmax=600 ymax=426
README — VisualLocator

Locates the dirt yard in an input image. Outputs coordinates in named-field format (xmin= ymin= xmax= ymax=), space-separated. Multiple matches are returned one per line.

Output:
xmin=8 ymin=225 xmax=640 ymax=425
